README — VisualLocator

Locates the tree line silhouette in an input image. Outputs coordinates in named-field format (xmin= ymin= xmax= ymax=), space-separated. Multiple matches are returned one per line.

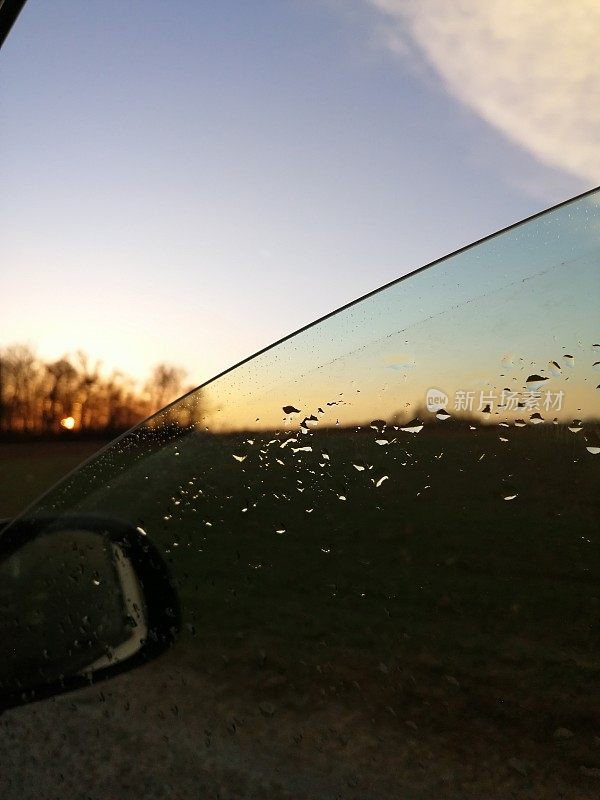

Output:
xmin=0 ymin=344 xmax=193 ymax=440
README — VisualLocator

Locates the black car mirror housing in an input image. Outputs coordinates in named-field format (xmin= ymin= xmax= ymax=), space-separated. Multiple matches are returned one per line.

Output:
xmin=0 ymin=516 xmax=180 ymax=712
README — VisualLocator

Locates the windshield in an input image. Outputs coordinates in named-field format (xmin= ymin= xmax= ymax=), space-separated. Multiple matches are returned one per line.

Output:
xmin=3 ymin=189 xmax=600 ymax=798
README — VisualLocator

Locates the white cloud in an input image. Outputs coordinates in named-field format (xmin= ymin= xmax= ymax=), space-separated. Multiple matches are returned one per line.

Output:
xmin=365 ymin=0 xmax=600 ymax=183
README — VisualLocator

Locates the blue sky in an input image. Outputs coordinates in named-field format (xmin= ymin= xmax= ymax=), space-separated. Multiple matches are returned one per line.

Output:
xmin=1 ymin=0 xmax=597 ymax=385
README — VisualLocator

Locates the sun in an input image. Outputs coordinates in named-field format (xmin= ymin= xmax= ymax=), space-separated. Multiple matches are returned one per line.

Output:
xmin=60 ymin=416 xmax=76 ymax=430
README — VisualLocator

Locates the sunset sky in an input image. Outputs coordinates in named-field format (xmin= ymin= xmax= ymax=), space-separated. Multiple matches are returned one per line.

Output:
xmin=2 ymin=0 xmax=598 ymax=388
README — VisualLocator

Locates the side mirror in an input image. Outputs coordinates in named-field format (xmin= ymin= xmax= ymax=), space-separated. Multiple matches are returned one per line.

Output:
xmin=0 ymin=516 xmax=179 ymax=711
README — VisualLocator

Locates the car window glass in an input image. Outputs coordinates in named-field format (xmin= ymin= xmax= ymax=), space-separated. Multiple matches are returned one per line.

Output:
xmin=1 ymin=190 xmax=599 ymax=799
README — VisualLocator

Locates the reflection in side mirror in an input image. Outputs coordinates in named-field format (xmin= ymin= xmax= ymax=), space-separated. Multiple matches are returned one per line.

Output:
xmin=0 ymin=517 xmax=179 ymax=711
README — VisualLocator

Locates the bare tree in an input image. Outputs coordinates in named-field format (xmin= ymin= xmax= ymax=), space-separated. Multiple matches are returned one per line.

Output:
xmin=0 ymin=345 xmax=42 ymax=432
xmin=0 ymin=344 xmax=197 ymax=438
xmin=45 ymin=358 xmax=78 ymax=431
xmin=144 ymin=363 xmax=187 ymax=413
xmin=75 ymin=350 xmax=102 ymax=430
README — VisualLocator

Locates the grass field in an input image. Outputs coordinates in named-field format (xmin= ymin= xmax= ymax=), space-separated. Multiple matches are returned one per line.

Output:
xmin=0 ymin=440 xmax=109 ymax=519
xmin=2 ymin=424 xmax=599 ymax=796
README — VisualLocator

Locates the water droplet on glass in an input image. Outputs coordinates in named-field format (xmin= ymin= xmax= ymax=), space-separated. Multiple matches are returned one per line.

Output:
xmin=375 ymin=475 xmax=389 ymax=488
xmin=375 ymin=438 xmax=389 ymax=446
xmin=508 ymin=757 xmax=528 ymax=776
xmin=275 ymin=526 xmax=286 ymax=535
xmin=387 ymin=356 xmax=415 ymax=370
xmin=568 ymin=422 xmax=583 ymax=433
xmin=370 ymin=419 xmax=387 ymax=432
xmin=593 ymin=361 xmax=600 ymax=371
xmin=338 ymin=494 xmax=347 ymax=501
xmin=548 ymin=360 xmax=562 ymax=377
xmin=514 ymin=419 xmax=526 ymax=427
xmin=436 ymin=409 xmax=451 ymax=421
xmin=352 ymin=463 xmax=366 ymax=471
xmin=526 ymin=374 xmax=549 ymax=390
xmin=553 ymin=727 xmax=574 ymax=740
xmin=259 ymin=701 xmax=276 ymax=717
xmin=233 ymin=454 xmax=247 ymax=462
xmin=563 ymin=354 xmax=575 ymax=368
xmin=400 ymin=420 xmax=423 ymax=434
xmin=586 ymin=446 xmax=600 ymax=455
xmin=503 ymin=494 xmax=518 ymax=501
xmin=282 ymin=405 xmax=300 ymax=415
xmin=529 ymin=412 xmax=544 ymax=424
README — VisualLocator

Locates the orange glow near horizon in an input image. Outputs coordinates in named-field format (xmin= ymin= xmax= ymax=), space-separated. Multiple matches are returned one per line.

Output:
xmin=60 ymin=416 xmax=76 ymax=430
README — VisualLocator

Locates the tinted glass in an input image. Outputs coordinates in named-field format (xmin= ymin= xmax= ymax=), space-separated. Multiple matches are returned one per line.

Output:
xmin=1 ymin=191 xmax=599 ymax=799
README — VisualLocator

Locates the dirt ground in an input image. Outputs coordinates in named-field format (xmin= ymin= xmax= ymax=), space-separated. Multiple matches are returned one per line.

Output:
xmin=1 ymin=649 xmax=598 ymax=800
